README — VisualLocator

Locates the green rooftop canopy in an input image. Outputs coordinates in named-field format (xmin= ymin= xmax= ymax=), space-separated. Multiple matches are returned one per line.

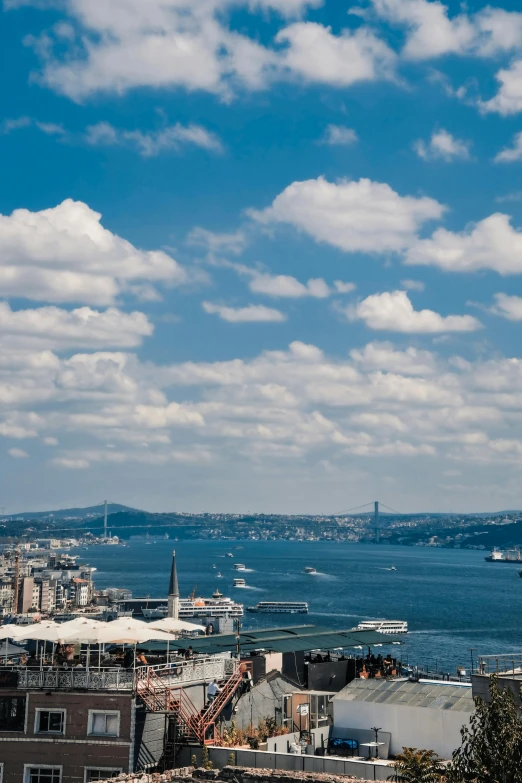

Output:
xmin=138 ymin=624 xmax=404 ymax=655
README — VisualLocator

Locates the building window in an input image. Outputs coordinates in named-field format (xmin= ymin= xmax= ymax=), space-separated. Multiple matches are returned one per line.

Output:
xmin=25 ymin=768 xmax=61 ymax=783
xmin=0 ymin=696 xmax=26 ymax=731
xmin=35 ymin=709 xmax=65 ymax=735
xmin=84 ymin=770 xmax=121 ymax=782
xmin=88 ymin=711 xmax=120 ymax=737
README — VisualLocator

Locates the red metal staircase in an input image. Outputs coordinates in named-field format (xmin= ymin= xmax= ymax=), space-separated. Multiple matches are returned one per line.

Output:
xmin=135 ymin=661 xmax=250 ymax=745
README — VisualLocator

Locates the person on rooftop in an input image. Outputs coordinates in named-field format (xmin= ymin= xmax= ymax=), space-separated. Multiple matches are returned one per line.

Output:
xmin=207 ymin=679 xmax=221 ymax=703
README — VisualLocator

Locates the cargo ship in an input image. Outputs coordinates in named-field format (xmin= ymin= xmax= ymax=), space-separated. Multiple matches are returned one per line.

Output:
xmin=485 ymin=548 xmax=522 ymax=563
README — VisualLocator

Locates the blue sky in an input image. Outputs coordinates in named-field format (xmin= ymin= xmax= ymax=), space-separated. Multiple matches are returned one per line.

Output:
xmin=3 ymin=0 xmax=522 ymax=513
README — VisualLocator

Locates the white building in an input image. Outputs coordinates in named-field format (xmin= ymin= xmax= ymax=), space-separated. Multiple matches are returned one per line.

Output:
xmin=332 ymin=678 xmax=474 ymax=760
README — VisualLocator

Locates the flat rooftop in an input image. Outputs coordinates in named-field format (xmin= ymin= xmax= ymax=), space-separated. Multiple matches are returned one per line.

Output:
xmin=333 ymin=677 xmax=474 ymax=711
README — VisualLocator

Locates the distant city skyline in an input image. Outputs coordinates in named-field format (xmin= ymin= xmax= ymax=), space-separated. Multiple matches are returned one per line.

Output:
xmin=2 ymin=0 xmax=522 ymax=513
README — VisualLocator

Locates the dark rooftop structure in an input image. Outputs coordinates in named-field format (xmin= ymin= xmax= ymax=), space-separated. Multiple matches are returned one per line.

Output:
xmin=157 ymin=624 xmax=404 ymax=655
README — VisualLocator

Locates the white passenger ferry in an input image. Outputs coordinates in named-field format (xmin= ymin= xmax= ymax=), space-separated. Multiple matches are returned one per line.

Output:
xmin=357 ymin=619 xmax=408 ymax=634
xmin=233 ymin=564 xmax=246 ymax=571
xmin=233 ymin=578 xmax=247 ymax=587
xmin=142 ymin=594 xmax=244 ymax=619
xmin=247 ymin=601 xmax=309 ymax=614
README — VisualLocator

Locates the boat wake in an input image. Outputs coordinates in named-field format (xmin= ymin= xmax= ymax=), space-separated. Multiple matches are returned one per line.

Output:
xmin=234 ymin=585 xmax=263 ymax=591
xmin=312 ymin=572 xmax=337 ymax=580
xmin=311 ymin=611 xmax=368 ymax=619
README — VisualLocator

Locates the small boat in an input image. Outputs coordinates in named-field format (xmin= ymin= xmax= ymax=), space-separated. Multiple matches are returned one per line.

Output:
xmin=234 ymin=563 xmax=246 ymax=571
xmin=225 ymin=553 xmax=233 ymax=558
xmin=390 ymin=566 xmax=397 ymax=571
xmin=304 ymin=566 xmax=317 ymax=574
xmin=212 ymin=564 xmax=216 ymax=569
xmin=233 ymin=578 xmax=246 ymax=587
xmin=216 ymin=572 xmax=222 ymax=578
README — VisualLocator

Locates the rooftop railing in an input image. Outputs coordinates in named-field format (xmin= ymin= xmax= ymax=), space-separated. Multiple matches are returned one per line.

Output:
xmin=3 ymin=654 xmax=232 ymax=691
xmin=476 ymin=654 xmax=522 ymax=675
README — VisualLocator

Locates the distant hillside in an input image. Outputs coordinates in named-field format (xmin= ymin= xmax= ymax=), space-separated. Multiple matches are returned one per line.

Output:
xmin=3 ymin=503 xmax=139 ymax=521
xmin=389 ymin=520 xmax=522 ymax=549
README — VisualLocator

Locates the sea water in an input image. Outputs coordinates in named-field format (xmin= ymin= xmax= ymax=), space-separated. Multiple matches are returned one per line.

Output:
xmin=79 ymin=539 xmax=522 ymax=673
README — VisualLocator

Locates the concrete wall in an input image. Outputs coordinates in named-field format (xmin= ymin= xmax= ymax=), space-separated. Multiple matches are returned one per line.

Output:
xmin=266 ymin=728 xmax=330 ymax=754
xmin=177 ymin=747 xmax=391 ymax=781
xmin=332 ymin=699 xmax=471 ymax=760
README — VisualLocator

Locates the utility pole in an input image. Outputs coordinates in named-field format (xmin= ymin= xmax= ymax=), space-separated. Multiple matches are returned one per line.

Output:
xmin=235 ymin=618 xmax=242 ymax=659
xmin=374 ymin=501 xmax=380 ymax=544
xmin=13 ymin=545 xmax=20 ymax=614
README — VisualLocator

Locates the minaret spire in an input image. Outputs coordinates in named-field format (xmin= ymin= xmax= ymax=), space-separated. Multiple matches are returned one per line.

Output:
xmin=167 ymin=550 xmax=179 ymax=620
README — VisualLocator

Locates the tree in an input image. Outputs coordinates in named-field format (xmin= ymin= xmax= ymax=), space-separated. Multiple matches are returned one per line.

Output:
xmin=449 ymin=674 xmax=522 ymax=783
xmin=390 ymin=748 xmax=445 ymax=783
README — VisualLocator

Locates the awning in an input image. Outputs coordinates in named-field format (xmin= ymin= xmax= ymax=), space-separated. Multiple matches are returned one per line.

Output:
xmin=137 ymin=625 xmax=404 ymax=655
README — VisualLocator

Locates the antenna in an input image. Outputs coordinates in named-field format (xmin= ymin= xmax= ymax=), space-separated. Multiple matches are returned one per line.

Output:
xmin=374 ymin=501 xmax=380 ymax=544
xmin=103 ymin=500 xmax=108 ymax=540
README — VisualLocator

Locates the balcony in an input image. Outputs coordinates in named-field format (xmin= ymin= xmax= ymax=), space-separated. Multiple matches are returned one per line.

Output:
xmin=10 ymin=655 xmax=233 ymax=691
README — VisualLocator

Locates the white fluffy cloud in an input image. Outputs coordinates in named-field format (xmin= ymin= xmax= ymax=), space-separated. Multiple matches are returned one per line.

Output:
xmin=202 ymin=302 xmax=286 ymax=322
xmin=1 ymin=328 xmax=522 ymax=496
xmin=0 ymin=199 xmax=188 ymax=304
xmin=494 ymin=132 xmax=522 ymax=162
xmin=321 ymin=125 xmax=358 ymax=146
xmin=350 ymin=341 xmax=436 ymax=375
xmin=490 ymin=293 xmax=522 ymax=321
xmin=248 ymin=176 xmax=444 ymax=253
xmin=249 ymin=274 xmax=330 ymax=298
xmin=275 ymin=23 xmax=395 ymax=86
xmin=480 ymin=60 xmax=522 ymax=116
xmin=85 ymin=121 xmax=223 ymax=156
xmin=15 ymin=0 xmax=395 ymax=101
xmin=371 ymin=0 xmax=522 ymax=60
xmin=0 ymin=303 xmax=153 ymax=350
xmin=406 ymin=213 xmax=522 ymax=275
xmin=350 ymin=290 xmax=481 ymax=333
xmin=414 ymin=129 xmax=470 ymax=162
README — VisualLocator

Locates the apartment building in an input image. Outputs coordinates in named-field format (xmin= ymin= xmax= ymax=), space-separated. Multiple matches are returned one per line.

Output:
xmin=0 ymin=684 xmax=135 ymax=783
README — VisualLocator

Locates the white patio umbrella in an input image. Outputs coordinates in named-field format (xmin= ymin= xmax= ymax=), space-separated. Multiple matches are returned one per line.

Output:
xmin=5 ymin=621 xmax=63 ymax=668
xmin=0 ymin=624 xmax=29 ymax=640
xmin=104 ymin=618 xmax=151 ymax=631
xmin=12 ymin=621 xmax=62 ymax=641
xmin=61 ymin=624 xmax=178 ymax=645
xmin=147 ymin=617 xmax=205 ymax=634
xmin=60 ymin=623 xmax=183 ymax=673
xmin=0 ymin=624 xmax=30 ymax=663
